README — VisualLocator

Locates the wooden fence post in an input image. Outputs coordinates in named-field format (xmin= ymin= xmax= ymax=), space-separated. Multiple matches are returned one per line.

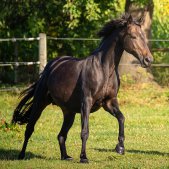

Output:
xmin=39 ymin=33 xmax=47 ymax=74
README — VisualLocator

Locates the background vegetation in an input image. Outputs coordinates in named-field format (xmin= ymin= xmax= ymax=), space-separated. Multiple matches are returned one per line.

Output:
xmin=0 ymin=0 xmax=169 ymax=85
xmin=0 ymin=1 xmax=169 ymax=168
xmin=151 ymin=0 xmax=169 ymax=84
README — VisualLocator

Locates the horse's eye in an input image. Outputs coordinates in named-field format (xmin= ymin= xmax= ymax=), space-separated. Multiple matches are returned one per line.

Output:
xmin=126 ymin=33 xmax=136 ymax=39
xmin=130 ymin=35 xmax=136 ymax=39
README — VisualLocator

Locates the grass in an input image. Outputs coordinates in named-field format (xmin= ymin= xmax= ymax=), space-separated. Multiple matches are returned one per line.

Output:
xmin=0 ymin=82 xmax=169 ymax=169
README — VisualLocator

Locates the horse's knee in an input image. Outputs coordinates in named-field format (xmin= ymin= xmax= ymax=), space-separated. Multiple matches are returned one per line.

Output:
xmin=81 ymin=130 xmax=89 ymax=140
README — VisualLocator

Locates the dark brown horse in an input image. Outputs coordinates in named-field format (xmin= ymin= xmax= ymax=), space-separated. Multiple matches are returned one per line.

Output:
xmin=12 ymin=14 xmax=153 ymax=163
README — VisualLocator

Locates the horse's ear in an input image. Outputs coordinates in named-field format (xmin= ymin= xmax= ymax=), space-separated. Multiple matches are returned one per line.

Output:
xmin=127 ymin=14 xmax=133 ymax=24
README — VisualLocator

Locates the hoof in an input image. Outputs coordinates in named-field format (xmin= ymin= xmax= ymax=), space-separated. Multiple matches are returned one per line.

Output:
xmin=115 ymin=144 xmax=125 ymax=155
xmin=61 ymin=155 xmax=73 ymax=161
xmin=80 ymin=158 xmax=89 ymax=163
xmin=18 ymin=153 xmax=25 ymax=160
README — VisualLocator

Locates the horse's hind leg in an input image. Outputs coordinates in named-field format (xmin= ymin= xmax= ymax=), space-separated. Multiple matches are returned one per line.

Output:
xmin=58 ymin=112 xmax=75 ymax=160
xmin=18 ymin=101 xmax=49 ymax=160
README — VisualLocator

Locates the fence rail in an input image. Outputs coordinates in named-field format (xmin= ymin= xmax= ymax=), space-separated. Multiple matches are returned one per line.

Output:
xmin=0 ymin=62 xmax=169 ymax=67
xmin=0 ymin=34 xmax=169 ymax=90
xmin=0 ymin=61 xmax=40 ymax=67
xmin=119 ymin=63 xmax=169 ymax=67
xmin=1 ymin=37 xmax=169 ymax=42
xmin=151 ymin=48 xmax=169 ymax=52
xmin=0 ymin=34 xmax=46 ymax=73
xmin=47 ymin=37 xmax=169 ymax=42
xmin=0 ymin=37 xmax=40 ymax=42
xmin=1 ymin=36 xmax=169 ymax=67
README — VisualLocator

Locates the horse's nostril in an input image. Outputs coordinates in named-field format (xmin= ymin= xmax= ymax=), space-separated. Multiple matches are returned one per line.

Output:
xmin=145 ymin=57 xmax=153 ymax=63
xmin=145 ymin=57 xmax=150 ymax=63
xmin=143 ymin=56 xmax=153 ymax=67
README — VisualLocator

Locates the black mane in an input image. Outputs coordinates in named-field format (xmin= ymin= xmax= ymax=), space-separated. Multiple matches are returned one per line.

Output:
xmin=98 ymin=14 xmax=139 ymax=38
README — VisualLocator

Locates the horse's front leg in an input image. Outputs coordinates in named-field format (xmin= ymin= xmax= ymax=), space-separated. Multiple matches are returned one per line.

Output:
xmin=103 ymin=98 xmax=125 ymax=155
xmin=80 ymin=97 xmax=92 ymax=163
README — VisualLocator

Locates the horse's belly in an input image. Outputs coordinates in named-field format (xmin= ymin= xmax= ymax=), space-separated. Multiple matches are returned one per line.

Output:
xmin=91 ymin=98 xmax=103 ymax=113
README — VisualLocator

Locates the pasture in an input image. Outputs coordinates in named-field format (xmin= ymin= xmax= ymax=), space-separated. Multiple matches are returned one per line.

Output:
xmin=0 ymin=82 xmax=169 ymax=169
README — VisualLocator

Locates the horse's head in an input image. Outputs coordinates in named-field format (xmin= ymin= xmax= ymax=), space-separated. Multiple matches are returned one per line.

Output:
xmin=122 ymin=15 xmax=153 ymax=68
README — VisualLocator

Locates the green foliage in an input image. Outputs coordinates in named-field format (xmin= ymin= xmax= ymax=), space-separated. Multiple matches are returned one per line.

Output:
xmin=0 ymin=0 xmax=169 ymax=85
xmin=152 ymin=1 xmax=169 ymax=58
xmin=0 ymin=0 xmax=125 ymax=84
xmin=129 ymin=0 xmax=150 ymax=6
xmin=0 ymin=0 xmax=125 ymax=59
xmin=151 ymin=0 xmax=169 ymax=85
xmin=127 ymin=0 xmax=169 ymax=85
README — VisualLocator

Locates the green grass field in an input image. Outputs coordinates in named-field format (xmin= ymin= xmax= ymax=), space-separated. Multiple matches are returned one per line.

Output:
xmin=0 ymin=83 xmax=169 ymax=169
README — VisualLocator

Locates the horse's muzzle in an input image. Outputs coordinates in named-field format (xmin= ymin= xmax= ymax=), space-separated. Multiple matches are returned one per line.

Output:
xmin=142 ymin=56 xmax=153 ymax=68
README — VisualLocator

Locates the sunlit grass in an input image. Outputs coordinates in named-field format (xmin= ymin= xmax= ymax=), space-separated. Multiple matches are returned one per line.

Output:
xmin=0 ymin=83 xmax=169 ymax=169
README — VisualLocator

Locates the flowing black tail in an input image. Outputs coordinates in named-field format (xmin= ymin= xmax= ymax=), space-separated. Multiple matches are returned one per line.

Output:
xmin=11 ymin=59 xmax=57 ymax=125
xmin=12 ymin=82 xmax=37 ymax=125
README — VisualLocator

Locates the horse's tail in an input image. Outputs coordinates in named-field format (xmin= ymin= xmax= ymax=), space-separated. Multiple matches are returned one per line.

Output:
xmin=11 ymin=59 xmax=56 ymax=125
xmin=11 ymin=82 xmax=38 ymax=125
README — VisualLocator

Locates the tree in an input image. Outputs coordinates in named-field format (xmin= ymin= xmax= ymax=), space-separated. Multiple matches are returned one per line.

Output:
xmin=0 ymin=0 xmax=125 ymax=83
xmin=119 ymin=0 xmax=154 ymax=82
xmin=0 ymin=0 xmax=168 ymax=84
xmin=0 ymin=0 xmax=125 ymax=60
xmin=151 ymin=0 xmax=169 ymax=84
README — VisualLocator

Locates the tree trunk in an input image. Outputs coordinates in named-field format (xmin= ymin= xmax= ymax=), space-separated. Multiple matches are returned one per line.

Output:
xmin=119 ymin=0 xmax=154 ymax=83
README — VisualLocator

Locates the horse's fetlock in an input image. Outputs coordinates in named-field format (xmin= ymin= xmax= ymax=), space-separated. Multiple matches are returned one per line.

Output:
xmin=118 ymin=136 xmax=125 ymax=143
xmin=58 ymin=135 xmax=66 ymax=143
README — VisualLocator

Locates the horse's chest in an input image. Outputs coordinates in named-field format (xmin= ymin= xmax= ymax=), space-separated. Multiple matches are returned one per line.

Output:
xmin=90 ymin=87 xmax=110 ymax=112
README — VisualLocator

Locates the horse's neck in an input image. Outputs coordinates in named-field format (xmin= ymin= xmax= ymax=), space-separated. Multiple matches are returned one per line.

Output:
xmin=98 ymin=34 xmax=124 ymax=73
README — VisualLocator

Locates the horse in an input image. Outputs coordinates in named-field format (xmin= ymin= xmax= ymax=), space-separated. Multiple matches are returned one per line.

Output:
xmin=12 ymin=14 xmax=153 ymax=163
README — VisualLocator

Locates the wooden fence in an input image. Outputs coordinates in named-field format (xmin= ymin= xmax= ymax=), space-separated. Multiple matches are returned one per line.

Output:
xmin=0 ymin=33 xmax=169 ymax=88
xmin=0 ymin=33 xmax=47 ymax=74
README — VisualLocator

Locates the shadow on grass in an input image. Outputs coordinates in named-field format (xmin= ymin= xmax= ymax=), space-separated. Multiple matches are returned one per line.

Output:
xmin=0 ymin=148 xmax=46 ymax=160
xmin=94 ymin=148 xmax=169 ymax=157
xmin=127 ymin=149 xmax=169 ymax=157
